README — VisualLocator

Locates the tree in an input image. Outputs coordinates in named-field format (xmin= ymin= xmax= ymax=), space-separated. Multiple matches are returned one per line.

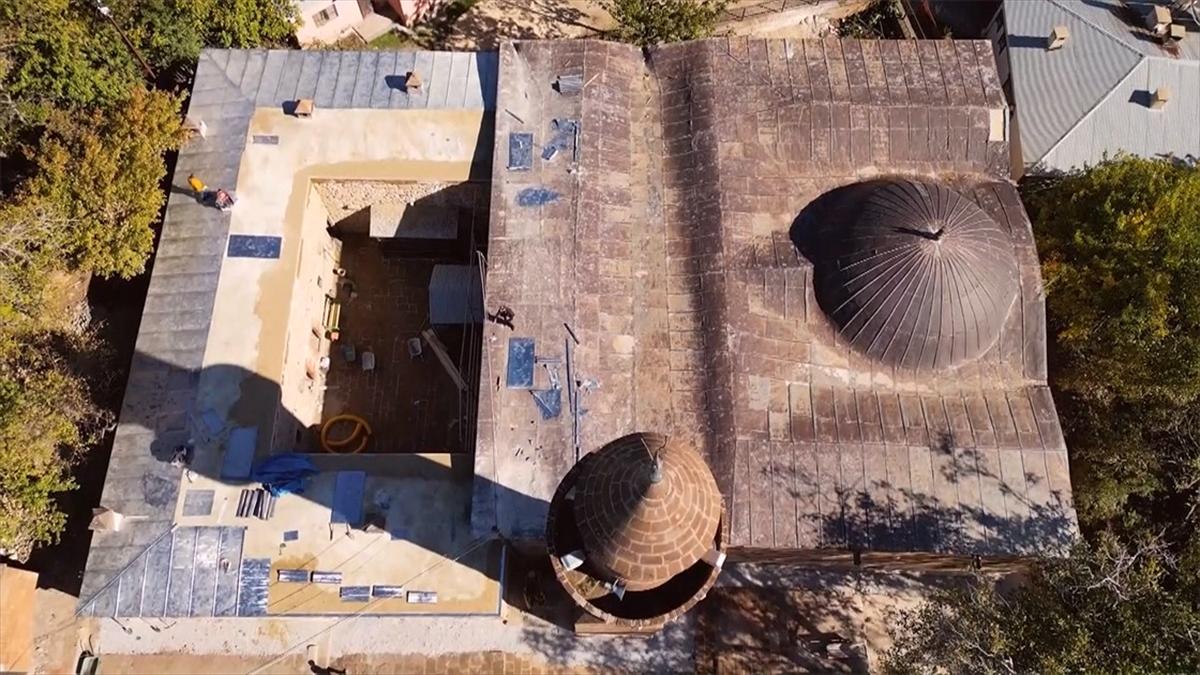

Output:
xmin=21 ymin=86 xmax=185 ymax=278
xmin=1025 ymin=157 xmax=1200 ymax=579
xmin=202 ymin=0 xmax=297 ymax=49
xmin=884 ymin=538 xmax=1200 ymax=675
xmin=836 ymin=0 xmax=902 ymax=39
xmin=0 ymin=199 xmax=72 ymax=349
xmin=0 ymin=0 xmax=142 ymax=115
xmin=110 ymin=0 xmax=297 ymax=78
xmin=603 ymin=0 xmax=728 ymax=46
xmin=1028 ymin=157 xmax=1200 ymax=406
xmin=0 ymin=335 xmax=109 ymax=560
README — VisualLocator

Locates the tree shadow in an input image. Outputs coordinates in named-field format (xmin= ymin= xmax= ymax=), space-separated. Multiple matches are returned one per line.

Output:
xmin=694 ymin=584 xmax=868 ymax=673
xmin=445 ymin=0 xmax=606 ymax=49
xmin=800 ymin=430 xmax=1078 ymax=561
xmin=515 ymin=604 xmax=699 ymax=672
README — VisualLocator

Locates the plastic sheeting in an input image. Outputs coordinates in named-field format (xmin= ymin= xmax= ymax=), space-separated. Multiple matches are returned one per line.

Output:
xmin=251 ymin=453 xmax=317 ymax=496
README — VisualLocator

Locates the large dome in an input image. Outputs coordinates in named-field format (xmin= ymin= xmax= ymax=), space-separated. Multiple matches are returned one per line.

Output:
xmin=802 ymin=180 xmax=1020 ymax=371
xmin=572 ymin=433 xmax=721 ymax=591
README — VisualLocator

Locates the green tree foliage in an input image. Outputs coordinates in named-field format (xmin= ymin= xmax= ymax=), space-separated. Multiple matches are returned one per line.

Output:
xmin=0 ymin=335 xmax=109 ymax=559
xmin=888 ymin=157 xmax=1200 ymax=674
xmin=22 ymin=87 xmax=185 ymax=278
xmin=603 ymin=0 xmax=729 ymax=46
xmin=203 ymin=0 xmax=297 ymax=49
xmin=111 ymin=0 xmax=297 ymax=76
xmin=1028 ymin=156 xmax=1200 ymax=574
xmin=1028 ymin=157 xmax=1200 ymax=405
xmin=0 ymin=200 xmax=72 ymax=346
xmin=0 ymin=0 xmax=293 ymax=562
xmin=836 ymin=0 xmax=903 ymax=39
xmin=0 ymin=0 xmax=141 ymax=115
xmin=884 ymin=538 xmax=1200 ymax=675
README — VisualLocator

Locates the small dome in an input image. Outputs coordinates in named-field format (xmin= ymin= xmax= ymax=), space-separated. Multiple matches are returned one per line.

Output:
xmin=573 ymin=433 xmax=721 ymax=591
xmin=803 ymin=180 xmax=1019 ymax=371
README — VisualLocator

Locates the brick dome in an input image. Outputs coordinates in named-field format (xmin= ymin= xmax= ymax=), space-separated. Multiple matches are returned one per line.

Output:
xmin=572 ymin=433 xmax=721 ymax=592
xmin=802 ymin=179 xmax=1019 ymax=371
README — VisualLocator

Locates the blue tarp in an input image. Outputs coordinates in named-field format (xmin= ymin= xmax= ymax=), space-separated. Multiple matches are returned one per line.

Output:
xmin=251 ymin=453 xmax=317 ymax=496
xmin=516 ymin=187 xmax=560 ymax=207
xmin=330 ymin=470 xmax=367 ymax=526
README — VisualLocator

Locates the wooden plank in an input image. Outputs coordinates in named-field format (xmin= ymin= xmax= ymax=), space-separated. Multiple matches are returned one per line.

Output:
xmin=421 ymin=329 xmax=467 ymax=391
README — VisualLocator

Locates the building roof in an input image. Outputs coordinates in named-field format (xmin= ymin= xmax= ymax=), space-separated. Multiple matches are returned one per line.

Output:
xmin=801 ymin=179 xmax=1020 ymax=371
xmin=572 ymin=433 xmax=721 ymax=591
xmin=473 ymin=37 xmax=1077 ymax=559
xmin=1004 ymin=0 xmax=1200 ymax=171
xmin=78 ymin=47 xmax=498 ymax=614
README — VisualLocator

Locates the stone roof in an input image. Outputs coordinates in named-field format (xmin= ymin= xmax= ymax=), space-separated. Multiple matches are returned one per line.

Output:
xmin=799 ymin=179 xmax=1020 ymax=371
xmin=473 ymin=37 xmax=1077 ymax=559
xmin=573 ymin=434 xmax=721 ymax=591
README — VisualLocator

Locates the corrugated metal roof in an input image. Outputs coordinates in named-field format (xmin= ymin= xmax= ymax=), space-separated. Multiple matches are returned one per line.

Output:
xmin=1005 ymin=0 xmax=1143 ymax=164
xmin=1065 ymin=0 xmax=1200 ymax=61
xmin=1042 ymin=58 xmax=1200 ymax=170
xmin=1005 ymin=0 xmax=1200 ymax=170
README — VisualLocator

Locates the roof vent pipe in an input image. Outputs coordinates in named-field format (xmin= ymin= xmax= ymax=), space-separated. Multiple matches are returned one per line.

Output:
xmin=1146 ymin=5 xmax=1172 ymax=34
xmin=1048 ymin=25 xmax=1069 ymax=50
xmin=1151 ymin=87 xmax=1171 ymax=110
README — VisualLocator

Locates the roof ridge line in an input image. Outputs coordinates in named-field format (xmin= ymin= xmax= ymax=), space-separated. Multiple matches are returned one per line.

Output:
xmin=201 ymin=49 xmax=256 ymax=107
xmin=1049 ymin=0 xmax=1145 ymax=59
xmin=1037 ymin=55 xmax=1147 ymax=163
xmin=1140 ymin=53 xmax=1200 ymax=65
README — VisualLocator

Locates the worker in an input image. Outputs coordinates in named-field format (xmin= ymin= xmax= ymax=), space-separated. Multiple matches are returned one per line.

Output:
xmin=187 ymin=173 xmax=206 ymax=197
xmin=213 ymin=188 xmax=236 ymax=211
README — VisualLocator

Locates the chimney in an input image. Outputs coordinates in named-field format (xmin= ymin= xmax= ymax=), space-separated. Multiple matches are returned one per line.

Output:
xmin=1146 ymin=5 xmax=1172 ymax=33
xmin=1048 ymin=25 xmax=1070 ymax=50
xmin=1151 ymin=87 xmax=1171 ymax=110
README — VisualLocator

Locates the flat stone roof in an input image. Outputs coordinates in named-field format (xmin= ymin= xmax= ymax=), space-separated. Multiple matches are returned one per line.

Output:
xmin=473 ymin=38 xmax=1077 ymax=558
xmin=79 ymin=48 xmax=498 ymax=614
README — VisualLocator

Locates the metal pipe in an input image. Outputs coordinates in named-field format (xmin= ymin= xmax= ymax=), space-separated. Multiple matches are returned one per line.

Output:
xmin=91 ymin=0 xmax=155 ymax=81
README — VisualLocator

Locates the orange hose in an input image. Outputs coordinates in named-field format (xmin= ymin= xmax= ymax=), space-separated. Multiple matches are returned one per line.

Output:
xmin=320 ymin=414 xmax=372 ymax=454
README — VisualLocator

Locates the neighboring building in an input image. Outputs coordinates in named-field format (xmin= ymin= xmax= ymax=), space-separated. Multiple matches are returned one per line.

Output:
xmin=988 ymin=0 xmax=1200 ymax=175
xmin=295 ymin=0 xmax=372 ymax=45
xmin=0 ymin=563 xmax=37 ymax=674
xmin=77 ymin=37 xmax=1075 ymax=642
xmin=384 ymin=0 xmax=448 ymax=26
xmin=295 ymin=0 xmax=448 ymax=45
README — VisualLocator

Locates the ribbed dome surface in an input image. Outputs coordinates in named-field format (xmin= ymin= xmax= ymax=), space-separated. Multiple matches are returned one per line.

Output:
xmin=807 ymin=180 xmax=1019 ymax=371
xmin=573 ymin=433 xmax=721 ymax=591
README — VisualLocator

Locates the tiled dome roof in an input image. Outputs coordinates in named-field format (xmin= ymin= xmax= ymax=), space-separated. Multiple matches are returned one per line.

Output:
xmin=573 ymin=433 xmax=721 ymax=591
xmin=807 ymin=180 xmax=1020 ymax=371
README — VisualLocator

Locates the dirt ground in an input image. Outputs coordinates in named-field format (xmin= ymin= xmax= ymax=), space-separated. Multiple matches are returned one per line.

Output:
xmin=444 ymin=0 xmax=613 ymax=49
xmin=29 ymin=561 xmax=955 ymax=674
xmin=442 ymin=0 xmax=863 ymax=48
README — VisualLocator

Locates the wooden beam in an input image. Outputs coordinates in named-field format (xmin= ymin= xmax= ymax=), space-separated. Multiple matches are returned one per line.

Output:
xmin=421 ymin=328 xmax=467 ymax=391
